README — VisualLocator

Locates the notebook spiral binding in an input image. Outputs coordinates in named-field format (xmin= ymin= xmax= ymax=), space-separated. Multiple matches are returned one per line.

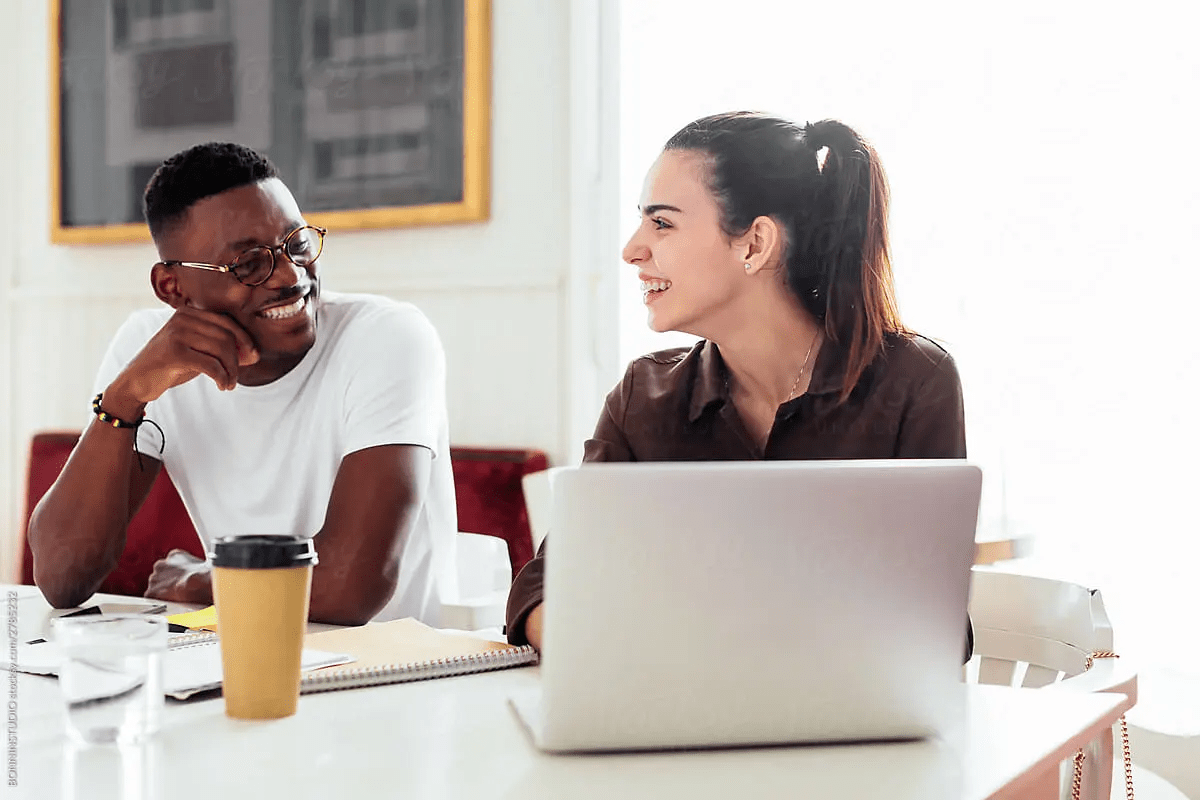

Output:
xmin=299 ymin=645 xmax=539 ymax=695
xmin=168 ymin=631 xmax=219 ymax=649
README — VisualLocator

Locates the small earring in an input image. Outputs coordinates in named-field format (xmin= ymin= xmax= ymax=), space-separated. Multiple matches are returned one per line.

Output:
xmin=744 ymin=263 xmax=752 ymax=272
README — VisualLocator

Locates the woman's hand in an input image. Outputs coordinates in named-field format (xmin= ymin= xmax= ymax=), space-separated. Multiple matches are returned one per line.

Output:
xmin=525 ymin=604 xmax=544 ymax=651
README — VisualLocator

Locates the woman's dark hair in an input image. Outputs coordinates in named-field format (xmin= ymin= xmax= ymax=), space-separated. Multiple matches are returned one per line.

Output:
xmin=143 ymin=142 xmax=279 ymax=240
xmin=665 ymin=112 xmax=908 ymax=402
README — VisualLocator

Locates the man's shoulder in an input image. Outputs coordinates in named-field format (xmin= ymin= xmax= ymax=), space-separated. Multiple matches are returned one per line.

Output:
xmin=317 ymin=292 xmax=441 ymax=365
xmin=125 ymin=306 xmax=173 ymax=327
xmin=321 ymin=292 xmax=433 ymax=334
xmin=111 ymin=307 xmax=173 ymax=348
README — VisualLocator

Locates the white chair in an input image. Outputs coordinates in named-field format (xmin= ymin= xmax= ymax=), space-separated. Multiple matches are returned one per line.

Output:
xmin=439 ymin=531 xmax=511 ymax=632
xmin=968 ymin=568 xmax=1188 ymax=799
xmin=441 ymin=466 xmax=559 ymax=633
xmin=521 ymin=467 xmax=559 ymax=553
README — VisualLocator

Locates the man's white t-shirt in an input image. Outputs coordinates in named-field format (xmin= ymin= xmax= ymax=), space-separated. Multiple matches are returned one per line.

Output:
xmin=91 ymin=291 xmax=458 ymax=624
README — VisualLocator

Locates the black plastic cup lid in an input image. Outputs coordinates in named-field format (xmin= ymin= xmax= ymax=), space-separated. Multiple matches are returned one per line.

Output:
xmin=210 ymin=536 xmax=318 ymax=569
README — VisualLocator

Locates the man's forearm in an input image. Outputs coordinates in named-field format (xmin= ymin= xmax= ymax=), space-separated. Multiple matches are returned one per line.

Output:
xmin=306 ymin=554 xmax=400 ymax=626
xmin=305 ymin=507 xmax=419 ymax=626
xmin=306 ymin=444 xmax=431 ymax=625
xmin=28 ymin=416 xmax=149 ymax=608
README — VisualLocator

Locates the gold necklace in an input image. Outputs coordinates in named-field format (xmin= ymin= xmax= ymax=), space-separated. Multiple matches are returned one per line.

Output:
xmin=783 ymin=330 xmax=822 ymax=402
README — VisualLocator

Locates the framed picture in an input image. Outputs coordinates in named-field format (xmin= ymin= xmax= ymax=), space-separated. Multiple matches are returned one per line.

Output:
xmin=50 ymin=0 xmax=491 ymax=245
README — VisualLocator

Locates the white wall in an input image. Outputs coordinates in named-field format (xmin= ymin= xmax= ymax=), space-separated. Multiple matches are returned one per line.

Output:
xmin=0 ymin=0 xmax=621 ymax=581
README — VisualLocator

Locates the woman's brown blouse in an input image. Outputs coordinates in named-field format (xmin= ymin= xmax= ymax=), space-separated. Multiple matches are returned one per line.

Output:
xmin=506 ymin=333 xmax=968 ymax=648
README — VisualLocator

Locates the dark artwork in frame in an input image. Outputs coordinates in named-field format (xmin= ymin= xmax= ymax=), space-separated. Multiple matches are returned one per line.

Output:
xmin=52 ymin=0 xmax=490 ymax=244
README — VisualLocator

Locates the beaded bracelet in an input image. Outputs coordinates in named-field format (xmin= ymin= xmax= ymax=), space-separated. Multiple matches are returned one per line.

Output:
xmin=92 ymin=393 xmax=140 ymax=428
xmin=92 ymin=393 xmax=165 ymax=469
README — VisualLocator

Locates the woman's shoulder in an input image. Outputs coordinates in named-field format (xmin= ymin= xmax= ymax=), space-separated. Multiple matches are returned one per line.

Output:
xmin=599 ymin=342 xmax=711 ymax=418
xmin=880 ymin=331 xmax=961 ymax=384
xmin=630 ymin=343 xmax=698 ymax=369
xmin=886 ymin=331 xmax=956 ymax=366
xmin=620 ymin=342 xmax=705 ymax=391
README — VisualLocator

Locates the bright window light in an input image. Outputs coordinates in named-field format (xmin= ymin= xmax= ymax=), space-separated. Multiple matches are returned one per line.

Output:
xmin=618 ymin=0 xmax=1200 ymax=667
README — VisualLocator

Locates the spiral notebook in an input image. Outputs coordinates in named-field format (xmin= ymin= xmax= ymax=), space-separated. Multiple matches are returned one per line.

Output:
xmin=3 ymin=630 xmax=353 ymax=700
xmin=4 ymin=620 xmax=536 ymax=699
xmin=299 ymin=618 xmax=538 ymax=694
xmin=165 ymin=634 xmax=351 ymax=699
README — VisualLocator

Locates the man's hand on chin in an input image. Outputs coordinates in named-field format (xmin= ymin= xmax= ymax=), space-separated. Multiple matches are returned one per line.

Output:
xmin=145 ymin=548 xmax=214 ymax=605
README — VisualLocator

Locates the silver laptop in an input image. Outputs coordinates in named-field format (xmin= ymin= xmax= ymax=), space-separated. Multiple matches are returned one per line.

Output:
xmin=509 ymin=460 xmax=981 ymax=753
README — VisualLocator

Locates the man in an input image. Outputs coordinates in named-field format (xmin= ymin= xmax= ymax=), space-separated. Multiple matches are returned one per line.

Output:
xmin=28 ymin=143 xmax=457 ymax=626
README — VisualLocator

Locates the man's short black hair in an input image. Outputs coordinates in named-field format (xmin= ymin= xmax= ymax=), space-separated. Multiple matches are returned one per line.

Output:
xmin=143 ymin=142 xmax=279 ymax=239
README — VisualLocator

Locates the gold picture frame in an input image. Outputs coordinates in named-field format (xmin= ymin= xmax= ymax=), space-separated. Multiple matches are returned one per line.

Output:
xmin=50 ymin=0 xmax=491 ymax=245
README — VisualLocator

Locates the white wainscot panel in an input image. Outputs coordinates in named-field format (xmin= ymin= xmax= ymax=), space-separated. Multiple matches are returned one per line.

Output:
xmin=4 ymin=294 xmax=156 ymax=581
xmin=389 ymin=287 xmax=563 ymax=463
xmin=11 ymin=296 xmax=154 ymax=433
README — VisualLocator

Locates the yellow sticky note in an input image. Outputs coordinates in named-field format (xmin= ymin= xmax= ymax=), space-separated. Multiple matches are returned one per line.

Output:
xmin=167 ymin=605 xmax=219 ymax=631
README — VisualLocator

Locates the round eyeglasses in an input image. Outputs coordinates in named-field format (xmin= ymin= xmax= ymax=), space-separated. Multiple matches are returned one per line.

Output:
xmin=157 ymin=225 xmax=327 ymax=287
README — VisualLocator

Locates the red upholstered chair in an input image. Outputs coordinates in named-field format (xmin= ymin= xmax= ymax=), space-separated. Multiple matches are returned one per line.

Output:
xmin=20 ymin=432 xmax=203 ymax=598
xmin=450 ymin=447 xmax=549 ymax=578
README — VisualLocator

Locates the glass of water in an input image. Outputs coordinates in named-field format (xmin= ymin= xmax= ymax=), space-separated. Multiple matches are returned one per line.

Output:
xmin=52 ymin=615 xmax=167 ymax=745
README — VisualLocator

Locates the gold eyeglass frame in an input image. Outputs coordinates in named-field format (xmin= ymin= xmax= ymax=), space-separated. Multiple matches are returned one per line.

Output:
xmin=157 ymin=225 xmax=327 ymax=287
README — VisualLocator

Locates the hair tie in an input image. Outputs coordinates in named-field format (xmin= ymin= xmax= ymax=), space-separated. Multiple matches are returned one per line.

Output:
xmin=803 ymin=122 xmax=833 ymax=173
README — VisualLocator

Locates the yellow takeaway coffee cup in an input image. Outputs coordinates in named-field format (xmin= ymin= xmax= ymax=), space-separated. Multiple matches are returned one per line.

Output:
xmin=211 ymin=535 xmax=318 ymax=719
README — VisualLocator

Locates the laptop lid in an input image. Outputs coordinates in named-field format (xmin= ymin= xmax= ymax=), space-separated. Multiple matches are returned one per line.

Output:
xmin=529 ymin=459 xmax=980 ymax=752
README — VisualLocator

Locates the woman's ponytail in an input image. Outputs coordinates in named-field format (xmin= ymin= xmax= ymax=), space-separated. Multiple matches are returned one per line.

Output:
xmin=798 ymin=120 xmax=903 ymax=401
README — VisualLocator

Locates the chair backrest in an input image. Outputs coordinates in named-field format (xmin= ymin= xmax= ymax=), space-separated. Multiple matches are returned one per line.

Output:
xmin=967 ymin=569 xmax=1113 ymax=688
xmin=456 ymin=531 xmax=512 ymax=598
xmin=520 ymin=467 xmax=556 ymax=553
xmin=21 ymin=431 xmax=203 ymax=597
xmin=449 ymin=447 xmax=549 ymax=577
xmin=967 ymin=569 xmax=1117 ymax=800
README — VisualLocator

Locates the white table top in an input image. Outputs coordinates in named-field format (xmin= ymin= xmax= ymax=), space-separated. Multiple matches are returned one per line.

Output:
xmin=4 ymin=585 xmax=1133 ymax=800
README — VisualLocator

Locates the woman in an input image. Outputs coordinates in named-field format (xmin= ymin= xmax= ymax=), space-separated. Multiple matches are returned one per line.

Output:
xmin=507 ymin=112 xmax=967 ymax=653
